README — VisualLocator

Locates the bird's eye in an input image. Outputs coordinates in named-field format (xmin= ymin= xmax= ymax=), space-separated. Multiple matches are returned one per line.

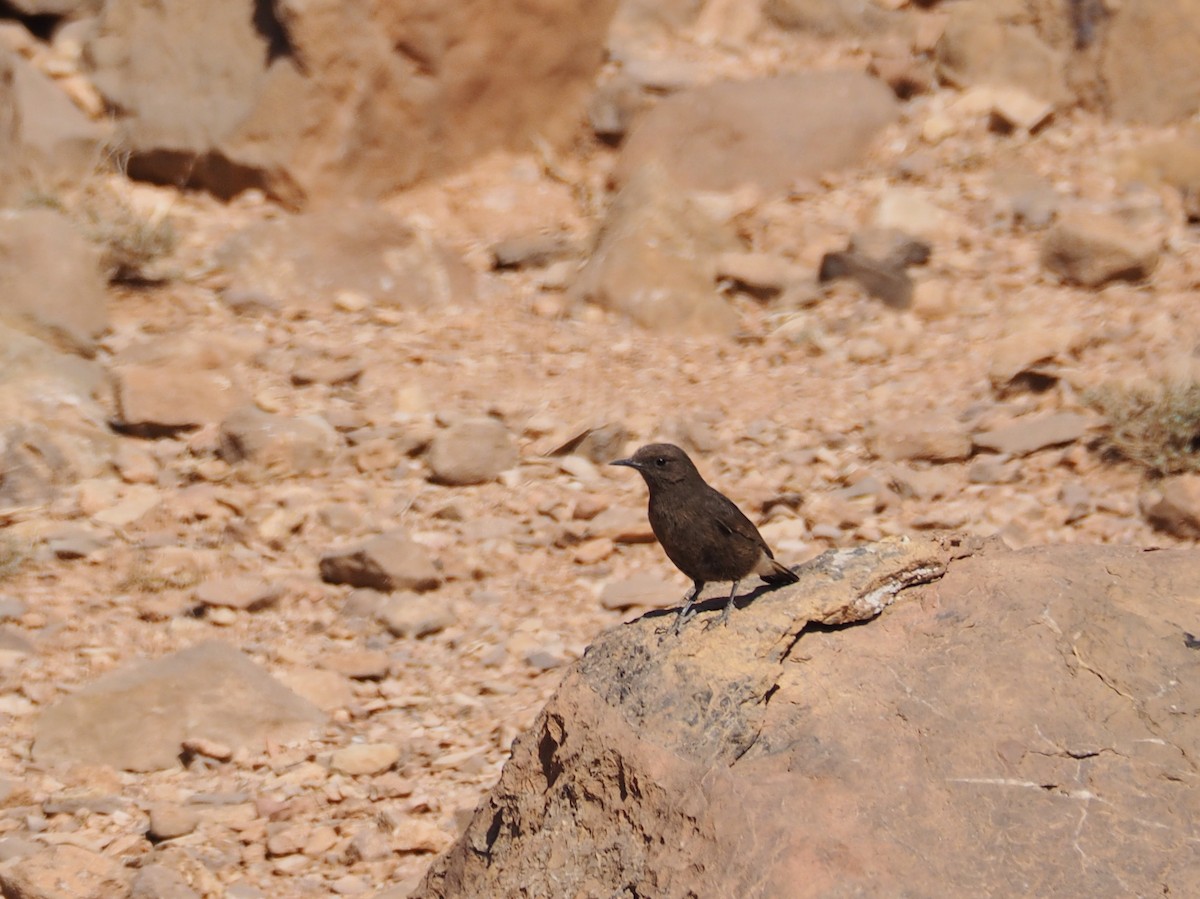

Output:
xmin=655 ymin=457 xmax=667 ymax=467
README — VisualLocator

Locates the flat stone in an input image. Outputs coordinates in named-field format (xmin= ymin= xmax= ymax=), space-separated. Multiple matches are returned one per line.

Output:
xmin=613 ymin=71 xmax=898 ymax=193
xmin=91 ymin=484 xmax=163 ymax=527
xmin=114 ymin=364 xmax=242 ymax=435
xmin=319 ymin=530 xmax=441 ymax=593
xmin=45 ymin=525 xmax=110 ymax=559
xmin=147 ymin=804 xmax=200 ymax=841
xmin=599 ymin=573 xmax=677 ymax=611
xmin=869 ymin=413 xmax=972 ymax=463
xmin=0 ymin=843 xmax=129 ymax=899
xmin=714 ymin=252 xmax=801 ymax=300
xmin=194 ymin=576 xmax=281 ymax=612
xmin=33 ymin=641 xmax=324 ymax=771
xmin=585 ymin=506 xmax=655 ymax=543
xmin=131 ymin=864 xmax=201 ymax=899
xmin=379 ymin=592 xmax=457 ymax=639
xmin=973 ymin=412 xmax=1093 ymax=457
xmin=318 ymin=648 xmax=391 ymax=681
xmin=329 ymin=742 xmax=402 ymax=777
xmin=491 ymin=234 xmax=576 ymax=270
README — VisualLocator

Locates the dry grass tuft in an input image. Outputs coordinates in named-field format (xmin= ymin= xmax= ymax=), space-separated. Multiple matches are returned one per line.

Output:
xmin=1085 ymin=380 xmax=1200 ymax=476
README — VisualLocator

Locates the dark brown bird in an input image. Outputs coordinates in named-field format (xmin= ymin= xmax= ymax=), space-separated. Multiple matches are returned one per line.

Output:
xmin=611 ymin=443 xmax=798 ymax=632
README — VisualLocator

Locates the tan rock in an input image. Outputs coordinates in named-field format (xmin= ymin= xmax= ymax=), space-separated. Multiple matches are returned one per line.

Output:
xmin=935 ymin=1 xmax=1068 ymax=104
xmin=870 ymin=413 xmax=972 ymax=462
xmin=319 ymin=531 xmax=441 ymax=593
xmin=0 ymin=208 xmax=108 ymax=356
xmin=130 ymin=864 xmax=200 ymax=899
xmin=330 ymin=742 xmax=402 ymax=777
xmin=147 ymin=804 xmax=200 ymax=841
xmin=8 ymin=47 xmax=110 ymax=190
xmin=379 ymin=592 xmax=456 ymax=639
xmin=33 ymin=641 xmax=324 ymax=771
xmin=1040 ymin=210 xmax=1160 ymax=287
xmin=114 ymin=364 xmax=242 ymax=434
xmin=85 ymin=0 xmax=616 ymax=205
xmin=1143 ymin=474 xmax=1200 ymax=539
xmin=194 ymin=576 xmax=281 ymax=612
xmin=216 ymin=205 xmax=475 ymax=310
xmin=763 ymin=0 xmax=896 ymax=37
xmin=218 ymin=406 xmax=338 ymax=476
xmin=972 ymin=412 xmax=1093 ymax=456
xmin=427 ymin=418 xmax=518 ymax=486
xmin=0 ymin=843 xmax=129 ymax=899
xmin=318 ymin=648 xmax=391 ymax=681
xmin=613 ymin=72 xmax=899 ymax=194
xmin=598 ymin=573 xmax=677 ymax=611
xmin=416 ymin=539 xmax=1200 ymax=898
xmin=570 ymin=164 xmax=741 ymax=335
xmin=1099 ymin=0 xmax=1200 ymax=125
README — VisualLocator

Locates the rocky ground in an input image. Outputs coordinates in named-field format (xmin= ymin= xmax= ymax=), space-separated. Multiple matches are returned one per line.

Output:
xmin=1 ymin=1 xmax=1200 ymax=897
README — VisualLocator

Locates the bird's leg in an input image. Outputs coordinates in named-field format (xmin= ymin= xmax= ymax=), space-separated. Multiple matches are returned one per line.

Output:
xmin=717 ymin=580 xmax=741 ymax=627
xmin=673 ymin=581 xmax=704 ymax=635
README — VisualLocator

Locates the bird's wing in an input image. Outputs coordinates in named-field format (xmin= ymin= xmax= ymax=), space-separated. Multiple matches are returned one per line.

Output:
xmin=710 ymin=492 xmax=775 ymax=558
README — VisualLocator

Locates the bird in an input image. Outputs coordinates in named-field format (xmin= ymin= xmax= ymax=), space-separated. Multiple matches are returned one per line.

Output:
xmin=611 ymin=443 xmax=798 ymax=633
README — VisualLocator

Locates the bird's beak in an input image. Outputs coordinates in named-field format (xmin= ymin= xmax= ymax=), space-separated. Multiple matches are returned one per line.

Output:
xmin=610 ymin=457 xmax=639 ymax=470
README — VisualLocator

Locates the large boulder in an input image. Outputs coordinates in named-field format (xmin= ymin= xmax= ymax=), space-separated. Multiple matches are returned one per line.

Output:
xmin=84 ymin=0 xmax=618 ymax=206
xmin=612 ymin=71 xmax=899 ymax=194
xmin=416 ymin=536 xmax=1200 ymax=897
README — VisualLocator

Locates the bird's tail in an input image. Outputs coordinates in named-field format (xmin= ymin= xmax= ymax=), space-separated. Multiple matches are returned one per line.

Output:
xmin=760 ymin=556 xmax=799 ymax=585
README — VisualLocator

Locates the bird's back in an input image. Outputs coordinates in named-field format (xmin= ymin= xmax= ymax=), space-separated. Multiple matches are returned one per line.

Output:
xmin=647 ymin=478 xmax=772 ymax=584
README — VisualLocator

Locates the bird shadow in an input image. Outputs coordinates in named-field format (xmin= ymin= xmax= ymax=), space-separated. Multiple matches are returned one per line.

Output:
xmin=636 ymin=579 xmax=791 ymax=629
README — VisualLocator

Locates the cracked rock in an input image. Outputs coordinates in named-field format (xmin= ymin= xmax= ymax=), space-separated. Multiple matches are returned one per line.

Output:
xmin=415 ymin=537 xmax=1200 ymax=899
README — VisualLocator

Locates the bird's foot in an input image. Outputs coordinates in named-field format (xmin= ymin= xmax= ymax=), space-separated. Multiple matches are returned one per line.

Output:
xmin=671 ymin=607 xmax=699 ymax=635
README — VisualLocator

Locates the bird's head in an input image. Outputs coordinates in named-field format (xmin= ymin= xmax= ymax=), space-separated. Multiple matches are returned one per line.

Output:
xmin=610 ymin=442 xmax=701 ymax=488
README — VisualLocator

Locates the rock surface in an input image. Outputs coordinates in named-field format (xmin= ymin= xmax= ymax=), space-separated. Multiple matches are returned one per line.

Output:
xmin=613 ymin=71 xmax=898 ymax=193
xmin=0 ymin=209 xmax=108 ymax=355
xmin=570 ymin=164 xmax=741 ymax=334
xmin=216 ymin=205 xmax=476 ymax=311
xmin=33 ymin=641 xmax=325 ymax=771
xmin=319 ymin=531 xmax=441 ymax=593
xmin=416 ymin=537 xmax=1200 ymax=898
xmin=84 ymin=0 xmax=617 ymax=205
